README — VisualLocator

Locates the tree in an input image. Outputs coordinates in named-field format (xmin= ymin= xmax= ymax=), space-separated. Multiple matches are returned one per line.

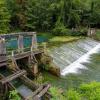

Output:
xmin=5 ymin=0 xmax=100 ymax=32
xmin=26 ymin=0 xmax=52 ymax=31
xmin=7 ymin=0 xmax=28 ymax=31
xmin=0 ymin=0 xmax=10 ymax=34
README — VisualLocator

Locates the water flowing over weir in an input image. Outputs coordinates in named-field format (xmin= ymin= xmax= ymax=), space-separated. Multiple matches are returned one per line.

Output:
xmin=50 ymin=38 xmax=100 ymax=76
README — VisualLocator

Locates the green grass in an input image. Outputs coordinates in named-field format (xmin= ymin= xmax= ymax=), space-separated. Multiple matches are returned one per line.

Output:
xmin=38 ymin=32 xmax=83 ymax=49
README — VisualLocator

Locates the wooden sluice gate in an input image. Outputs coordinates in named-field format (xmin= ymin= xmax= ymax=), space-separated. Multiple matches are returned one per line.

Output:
xmin=0 ymin=32 xmax=51 ymax=100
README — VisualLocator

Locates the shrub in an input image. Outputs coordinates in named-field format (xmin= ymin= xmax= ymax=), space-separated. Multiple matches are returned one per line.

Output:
xmin=80 ymin=82 xmax=100 ymax=100
xmin=53 ymin=24 xmax=69 ymax=36
xmin=52 ymin=17 xmax=70 ymax=36
xmin=49 ymin=82 xmax=100 ymax=100
xmin=49 ymin=87 xmax=66 ymax=100
xmin=66 ymin=89 xmax=81 ymax=100
xmin=9 ymin=90 xmax=21 ymax=100
xmin=79 ymin=27 xmax=88 ymax=36
xmin=70 ymin=27 xmax=88 ymax=36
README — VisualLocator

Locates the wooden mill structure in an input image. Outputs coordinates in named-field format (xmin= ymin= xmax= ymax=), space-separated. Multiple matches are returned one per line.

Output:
xmin=0 ymin=32 xmax=51 ymax=100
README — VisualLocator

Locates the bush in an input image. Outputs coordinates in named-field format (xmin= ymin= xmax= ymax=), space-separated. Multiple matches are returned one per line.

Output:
xmin=79 ymin=27 xmax=88 ymax=36
xmin=49 ymin=82 xmax=100 ymax=100
xmin=53 ymin=24 xmax=69 ymax=36
xmin=66 ymin=89 xmax=81 ymax=100
xmin=80 ymin=82 xmax=100 ymax=100
xmin=70 ymin=27 xmax=88 ymax=36
xmin=9 ymin=90 xmax=21 ymax=100
xmin=52 ymin=17 xmax=70 ymax=36
xmin=49 ymin=87 xmax=66 ymax=100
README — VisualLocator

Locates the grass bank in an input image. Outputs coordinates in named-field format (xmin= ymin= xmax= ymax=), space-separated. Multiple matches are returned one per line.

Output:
xmin=37 ymin=32 xmax=84 ymax=49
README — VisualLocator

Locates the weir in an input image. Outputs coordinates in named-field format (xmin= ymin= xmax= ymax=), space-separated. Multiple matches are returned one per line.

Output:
xmin=0 ymin=32 xmax=51 ymax=100
xmin=50 ymin=38 xmax=100 ymax=76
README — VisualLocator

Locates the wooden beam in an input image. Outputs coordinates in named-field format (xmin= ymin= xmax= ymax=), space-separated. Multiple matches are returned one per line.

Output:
xmin=25 ymin=85 xmax=44 ymax=100
xmin=0 ymin=32 xmax=36 ymax=38
xmin=36 ymin=84 xmax=50 ymax=97
xmin=0 ymin=62 xmax=7 ymax=67
xmin=9 ymin=50 xmax=43 ymax=60
xmin=32 ymin=84 xmax=50 ymax=100
xmin=0 ymin=73 xmax=16 ymax=90
xmin=0 ymin=70 xmax=26 ymax=84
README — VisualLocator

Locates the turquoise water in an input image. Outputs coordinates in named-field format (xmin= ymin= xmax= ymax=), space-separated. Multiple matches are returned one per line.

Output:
xmin=6 ymin=36 xmax=48 ymax=50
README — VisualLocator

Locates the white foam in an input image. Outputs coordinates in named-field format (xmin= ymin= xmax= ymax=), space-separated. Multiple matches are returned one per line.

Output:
xmin=61 ymin=43 xmax=100 ymax=76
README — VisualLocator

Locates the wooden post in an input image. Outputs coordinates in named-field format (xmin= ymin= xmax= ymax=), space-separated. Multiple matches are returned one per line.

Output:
xmin=31 ymin=63 xmax=38 ymax=75
xmin=32 ymin=33 xmax=38 ymax=50
xmin=33 ymin=63 xmax=38 ymax=75
xmin=18 ymin=35 xmax=23 ymax=52
xmin=0 ymin=37 xmax=6 ymax=55
xmin=0 ymin=37 xmax=6 ymax=62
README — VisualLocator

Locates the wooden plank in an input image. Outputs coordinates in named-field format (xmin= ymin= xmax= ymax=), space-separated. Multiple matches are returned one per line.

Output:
xmin=32 ymin=84 xmax=50 ymax=100
xmin=0 ymin=73 xmax=16 ymax=90
xmin=31 ymin=85 xmax=44 ymax=96
xmin=12 ymin=50 xmax=43 ymax=60
xmin=0 ymin=57 xmax=7 ymax=63
xmin=25 ymin=85 xmax=44 ymax=100
xmin=0 ymin=62 xmax=7 ymax=67
xmin=0 ymin=70 xmax=26 ymax=84
xmin=0 ymin=32 xmax=36 ymax=38
xmin=37 ymin=84 xmax=51 ymax=97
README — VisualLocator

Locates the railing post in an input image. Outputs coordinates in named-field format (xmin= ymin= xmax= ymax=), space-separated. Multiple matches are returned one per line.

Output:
xmin=0 ymin=37 xmax=6 ymax=57
xmin=32 ymin=33 xmax=38 ymax=50
xmin=18 ymin=35 xmax=23 ymax=53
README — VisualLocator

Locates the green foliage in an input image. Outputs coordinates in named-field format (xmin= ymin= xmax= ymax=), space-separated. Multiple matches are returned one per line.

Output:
xmin=9 ymin=90 xmax=21 ymax=100
xmin=66 ymin=89 xmax=81 ymax=100
xmin=53 ymin=17 xmax=69 ymax=36
xmin=71 ymin=27 xmax=88 ymax=36
xmin=80 ymin=82 xmax=100 ymax=100
xmin=49 ymin=82 xmax=100 ymax=100
xmin=34 ymin=73 xmax=44 ymax=85
xmin=94 ymin=30 xmax=100 ymax=40
xmin=0 ymin=0 xmax=10 ymax=34
xmin=49 ymin=87 xmax=66 ymax=100
xmin=5 ymin=0 xmax=100 ymax=32
xmin=6 ymin=0 xmax=28 ymax=31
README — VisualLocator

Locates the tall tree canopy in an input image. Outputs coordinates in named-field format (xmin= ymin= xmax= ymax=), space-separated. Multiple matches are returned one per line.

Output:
xmin=5 ymin=0 xmax=100 ymax=32
xmin=0 ymin=0 xmax=10 ymax=34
